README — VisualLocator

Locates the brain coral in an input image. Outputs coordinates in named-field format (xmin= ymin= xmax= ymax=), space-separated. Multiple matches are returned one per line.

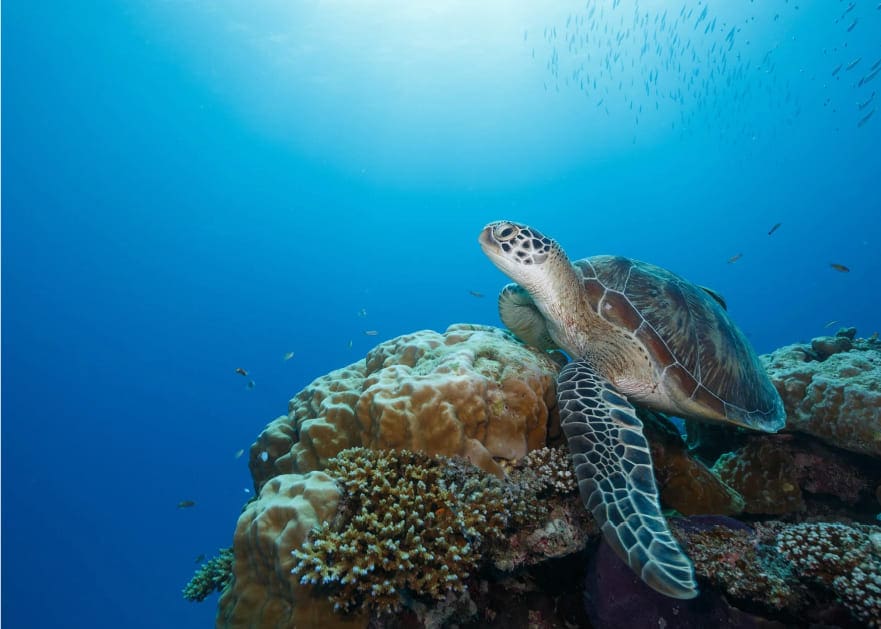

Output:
xmin=762 ymin=337 xmax=881 ymax=457
xmin=216 ymin=472 xmax=367 ymax=629
xmin=249 ymin=324 xmax=561 ymax=488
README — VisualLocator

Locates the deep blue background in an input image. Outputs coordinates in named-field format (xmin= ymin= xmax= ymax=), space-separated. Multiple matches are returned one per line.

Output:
xmin=3 ymin=1 xmax=879 ymax=627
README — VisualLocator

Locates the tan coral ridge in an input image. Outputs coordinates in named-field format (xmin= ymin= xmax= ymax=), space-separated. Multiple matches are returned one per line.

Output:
xmin=217 ymin=472 xmax=367 ymax=629
xmin=249 ymin=324 xmax=562 ymax=487
xmin=763 ymin=330 xmax=881 ymax=458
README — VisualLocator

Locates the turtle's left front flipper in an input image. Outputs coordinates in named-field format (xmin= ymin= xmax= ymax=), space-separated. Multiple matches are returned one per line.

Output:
xmin=557 ymin=359 xmax=698 ymax=599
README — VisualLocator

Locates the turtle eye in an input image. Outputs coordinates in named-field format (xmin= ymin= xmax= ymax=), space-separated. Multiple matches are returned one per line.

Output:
xmin=494 ymin=224 xmax=518 ymax=241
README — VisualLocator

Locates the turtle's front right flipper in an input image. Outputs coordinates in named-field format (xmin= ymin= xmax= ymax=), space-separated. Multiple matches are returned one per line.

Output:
xmin=557 ymin=359 xmax=698 ymax=599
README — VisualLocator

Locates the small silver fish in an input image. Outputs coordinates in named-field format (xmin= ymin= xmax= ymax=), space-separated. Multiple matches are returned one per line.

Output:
xmin=364 ymin=330 xmax=379 ymax=336
xmin=858 ymin=109 xmax=875 ymax=128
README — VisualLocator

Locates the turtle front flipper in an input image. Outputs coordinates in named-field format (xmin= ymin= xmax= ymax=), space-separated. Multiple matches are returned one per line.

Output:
xmin=498 ymin=283 xmax=558 ymax=350
xmin=557 ymin=359 xmax=698 ymax=599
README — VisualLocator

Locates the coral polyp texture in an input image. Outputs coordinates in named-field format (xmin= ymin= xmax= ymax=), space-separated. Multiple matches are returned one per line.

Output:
xmin=763 ymin=332 xmax=881 ymax=458
xmin=777 ymin=521 xmax=881 ymax=628
xmin=290 ymin=447 xmax=533 ymax=615
xmin=249 ymin=324 xmax=561 ymax=487
xmin=216 ymin=472 xmax=367 ymax=629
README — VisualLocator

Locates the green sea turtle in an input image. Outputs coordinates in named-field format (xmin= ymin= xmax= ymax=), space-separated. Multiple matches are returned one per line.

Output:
xmin=479 ymin=220 xmax=786 ymax=599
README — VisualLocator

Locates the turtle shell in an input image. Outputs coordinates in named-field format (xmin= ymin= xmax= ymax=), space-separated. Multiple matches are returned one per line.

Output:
xmin=574 ymin=255 xmax=785 ymax=432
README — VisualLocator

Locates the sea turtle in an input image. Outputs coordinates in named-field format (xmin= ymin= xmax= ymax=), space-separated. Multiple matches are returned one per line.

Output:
xmin=479 ymin=220 xmax=786 ymax=599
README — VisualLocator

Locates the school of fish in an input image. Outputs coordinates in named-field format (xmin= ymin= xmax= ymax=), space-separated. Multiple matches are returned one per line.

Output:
xmin=529 ymin=0 xmax=878 ymax=138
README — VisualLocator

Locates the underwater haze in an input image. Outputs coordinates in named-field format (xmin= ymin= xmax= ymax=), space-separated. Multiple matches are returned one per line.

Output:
xmin=3 ymin=0 xmax=880 ymax=627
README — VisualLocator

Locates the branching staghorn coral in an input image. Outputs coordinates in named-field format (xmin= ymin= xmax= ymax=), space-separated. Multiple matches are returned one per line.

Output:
xmin=183 ymin=548 xmax=234 ymax=602
xmin=290 ymin=447 xmax=540 ymax=615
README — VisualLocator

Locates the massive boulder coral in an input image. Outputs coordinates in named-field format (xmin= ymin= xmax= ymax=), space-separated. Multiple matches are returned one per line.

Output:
xmin=216 ymin=472 xmax=367 ymax=629
xmin=249 ymin=324 xmax=561 ymax=487
xmin=762 ymin=332 xmax=881 ymax=458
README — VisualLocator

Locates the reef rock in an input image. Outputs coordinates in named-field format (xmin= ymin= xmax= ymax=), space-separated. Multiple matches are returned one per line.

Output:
xmin=762 ymin=335 xmax=881 ymax=458
xmin=714 ymin=435 xmax=871 ymax=515
xmin=249 ymin=324 xmax=561 ymax=487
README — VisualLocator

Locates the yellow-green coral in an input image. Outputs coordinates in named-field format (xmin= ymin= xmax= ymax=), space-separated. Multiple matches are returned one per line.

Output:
xmin=291 ymin=448 xmax=532 ymax=614
xmin=183 ymin=548 xmax=234 ymax=602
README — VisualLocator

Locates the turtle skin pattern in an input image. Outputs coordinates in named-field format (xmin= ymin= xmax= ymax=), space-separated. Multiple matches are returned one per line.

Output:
xmin=558 ymin=358 xmax=698 ymax=599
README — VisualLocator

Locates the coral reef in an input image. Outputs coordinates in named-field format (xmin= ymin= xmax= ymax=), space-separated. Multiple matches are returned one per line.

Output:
xmin=674 ymin=517 xmax=803 ymax=613
xmin=183 ymin=548 xmax=234 ymax=603
xmin=249 ymin=325 xmax=561 ymax=487
xmin=216 ymin=472 xmax=367 ymax=629
xmin=197 ymin=324 xmax=881 ymax=628
xmin=777 ymin=521 xmax=881 ymax=628
xmin=584 ymin=520 xmax=784 ymax=629
xmin=290 ymin=448 xmax=539 ymax=616
xmin=642 ymin=411 xmax=745 ymax=516
xmin=514 ymin=446 xmax=578 ymax=494
xmin=714 ymin=435 xmax=870 ymax=515
xmin=762 ymin=331 xmax=881 ymax=458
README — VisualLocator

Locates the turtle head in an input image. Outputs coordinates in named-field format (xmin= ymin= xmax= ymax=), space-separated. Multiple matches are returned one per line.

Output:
xmin=479 ymin=221 xmax=568 ymax=292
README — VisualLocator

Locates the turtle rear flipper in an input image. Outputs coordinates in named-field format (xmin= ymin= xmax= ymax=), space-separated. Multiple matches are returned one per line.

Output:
xmin=558 ymin=359 xmax=698 ymax=600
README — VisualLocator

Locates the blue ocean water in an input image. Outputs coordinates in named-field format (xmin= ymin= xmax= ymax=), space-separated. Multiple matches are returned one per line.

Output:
xmin=3 ymin=1 xmax=879 ymax=627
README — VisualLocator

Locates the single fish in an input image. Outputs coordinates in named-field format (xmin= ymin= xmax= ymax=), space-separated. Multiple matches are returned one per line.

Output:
xmin=858 ymin=92 xmax=876 ymax=110
xmin=246 ymin=380 xmax=256 ymax=389
xmin=468 ymin=290 xmax=485 ymax=298
xmin=235 ymin=367 xmax=248 ymax=377
xmin=830 ymin=263 xmax=851 ymax=272
xmin=347 ymin=339 xmax=353 ymax=349
xmin=283 ymin=351 xmax=295 ymax=361
xmin=177 ymin=500 xmax=196 ymax=509
xmin=846 ymin=57 xmax=862 ymax=71
xmin=859 ymin=67 xmax=880 ymax=87
xmin=831 ymin=63 xmax=843 ymax=76
xmin=357 ymin=308 xmax=368 ymax=318
xmin=194 ymin=554 xmax=206 ymax=564
xmin=872 ymin=58 xmax=881 ymax=71
xmin=858 ymin=109 xmax=876 ymax=127
xmin=846 ymin=18 xmax=858 ymax=32
xmin=364 ymin=330 xmax=379 ymax=336
xmin=234 ymin=448 xmax=245 ymax=459
xmin=768 ymin=222 xmax=782 ymax=236
xmin=824 ymin=319 xmax=840 ymax=328
xmin=727 ymin=253 xmax=743 ymax=264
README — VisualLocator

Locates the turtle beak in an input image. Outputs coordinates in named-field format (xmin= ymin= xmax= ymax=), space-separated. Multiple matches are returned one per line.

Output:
xmin=478 ymin=225 xmax=500 ymax=256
